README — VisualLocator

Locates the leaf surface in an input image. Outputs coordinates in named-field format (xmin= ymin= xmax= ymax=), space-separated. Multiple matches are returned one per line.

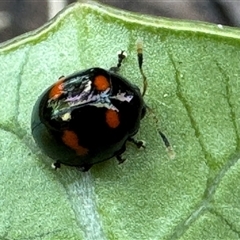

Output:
xmin=1 ymin=1 xmax=240 ymax=239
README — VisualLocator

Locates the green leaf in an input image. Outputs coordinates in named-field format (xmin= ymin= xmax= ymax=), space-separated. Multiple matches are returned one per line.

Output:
xmin=1 ymin=1 xmax=240 ymax=239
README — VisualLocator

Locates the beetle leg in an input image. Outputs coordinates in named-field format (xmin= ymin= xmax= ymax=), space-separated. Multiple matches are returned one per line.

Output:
xmin=116 ymin=154 xmax=126 ymax=164
xmin=51 ymin=161 xmax=61 ymax=170
xmin=128 ymin=137 xmax=146 ymax=149
xmin=115 ymin=145 xmax=127 ymax=164
xmin=109 ymin=50 xmax=127 ymax=73
xmin=77 ymin=164 xmax=93 ymax=172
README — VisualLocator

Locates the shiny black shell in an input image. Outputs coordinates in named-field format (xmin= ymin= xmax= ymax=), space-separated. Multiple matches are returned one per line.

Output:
xmin=31 ymin=67 xmax=146 ymax=169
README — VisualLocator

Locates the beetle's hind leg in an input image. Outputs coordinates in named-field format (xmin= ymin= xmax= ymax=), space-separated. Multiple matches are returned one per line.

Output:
xmin=115 ymin=144 xmax=127 ymax=164
xmin=128 ymin=137 xmax=146 ymax=149
xmin=77 ymin=163 xmax=93 ymax=172
xmin=51 ymin=161 xmax=61 ymax=170
xmin=115 ymin=137 xmax=146 ymax=165
xmin=51 ymin=161 xmax=93 ymax=172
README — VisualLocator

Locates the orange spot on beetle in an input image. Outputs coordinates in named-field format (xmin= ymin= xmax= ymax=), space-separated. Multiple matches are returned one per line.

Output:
xmin=49 ymin=78 xmax=64 ymax=99
xmin=62 ymin=130 xmax=88 ymax=156
xmin=93 ymin=75 xmax=110 ymax=91
xmin=105 ymin=109 xmax=120 ymax=128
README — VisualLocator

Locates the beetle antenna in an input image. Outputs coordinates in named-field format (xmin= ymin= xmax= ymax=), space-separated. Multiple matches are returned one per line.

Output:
xmin=136 ymin=40 xmax=174 ymax=158
xmin=110 ymin=50 xmax=127 ymax=73
xmin=147 ymin=106 xmax=175 ymax=159
xmin=136 ymin=39 xmax=147 ymax=97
